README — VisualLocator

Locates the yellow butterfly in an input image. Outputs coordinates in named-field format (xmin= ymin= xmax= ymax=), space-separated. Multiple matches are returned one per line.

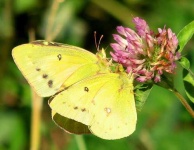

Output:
xmin=12 ymin=40 xmax=137 ymax=140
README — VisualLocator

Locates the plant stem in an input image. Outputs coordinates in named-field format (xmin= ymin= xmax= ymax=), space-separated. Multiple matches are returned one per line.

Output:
xmin=30 ymin=90 xmax=43 ymax=150
xmin=171 ymin=89 xmax=194 ymax=118
xmin=157 ymin=75 xmax=194 ymax=118
xmin=29 ymin=29 xmax=43 ymax=150
xmin=75 ymin=135 xmax=87 ymax=150
xmin=45 ymin=0 xmax=65 ymax=41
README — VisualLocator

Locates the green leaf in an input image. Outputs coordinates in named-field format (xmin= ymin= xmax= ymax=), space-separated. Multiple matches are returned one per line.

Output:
xmin=14 ymin=0 xmax=38 ymax=14
xmin=134 ymin=83 xmax=153 ymax=111
xmin=177 ymin=20 xmax=194 ymax=52
xmin=183 ymin=69 xmax=194 ymax=103
xmin=178 ymin=56 xmax=190 ymax=70
xmin=178 ymin=55 xmax=194 ymax=103
xmin=178 ymin=56 xmax=194 ymax=80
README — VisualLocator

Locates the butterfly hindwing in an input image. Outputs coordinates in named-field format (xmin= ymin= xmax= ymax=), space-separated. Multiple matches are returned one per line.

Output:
xmin=49 ymin=73 xmax=137 ymax=140
xmin=12 ymin=40 xmax=101 ymax=97
xmin=89 ymin=75 xmax=136 ymax=139
xmin=49 ymin=73 xmax=116 ymax=125
xmin=52 ymin=110 xmax=91 ymax=134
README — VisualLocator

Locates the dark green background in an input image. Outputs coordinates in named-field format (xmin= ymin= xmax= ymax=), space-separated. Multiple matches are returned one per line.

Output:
xmin=0 ymin=0 xmax=194 ymax=149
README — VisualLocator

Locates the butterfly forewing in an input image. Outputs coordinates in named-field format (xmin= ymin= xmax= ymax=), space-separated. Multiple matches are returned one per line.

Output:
xmin=12 ymin=41 xmax=101 ymax=97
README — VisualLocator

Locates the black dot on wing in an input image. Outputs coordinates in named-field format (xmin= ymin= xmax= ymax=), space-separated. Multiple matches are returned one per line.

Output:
xmin=81 ymin=108 xmax=86 ymax=112
xmin=36 ymin=68 xmax=41 ymax=71
xmin=74 ymin=106 xmax=78 ymax=110
xmin=42 ymin=74 xmax=48 ymax=79
xmin=48 ymin=80 xmax=53 ymax=88
xmin=84 ymin=87 xmax=89 ymax=92
xmin=57 ymin=54 xmax=62 ymax=61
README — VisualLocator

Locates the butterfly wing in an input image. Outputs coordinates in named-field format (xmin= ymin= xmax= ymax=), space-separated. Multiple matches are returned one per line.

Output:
xmin=52 ymin=110 xmax=91 ymax=134
xmin=12 ymin=40 xmax=104 ymax=97
xmin=89 ymin=75 xmax=136 ymax=139
xmin=49 ymin=73 xmax=137 ymax=140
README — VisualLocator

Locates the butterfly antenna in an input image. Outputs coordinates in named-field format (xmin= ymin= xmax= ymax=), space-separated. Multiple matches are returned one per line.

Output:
xmin=94 ymin=31 xmax=98 ymax=50
xmin=94 ymin=31 xmax=103 ymax=51
xmin=98 ymin=34 xmax=104 ymax=51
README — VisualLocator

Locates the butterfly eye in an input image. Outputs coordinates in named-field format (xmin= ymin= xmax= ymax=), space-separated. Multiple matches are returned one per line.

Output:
xmin=84 ymin=87 xmax=89 ymax=92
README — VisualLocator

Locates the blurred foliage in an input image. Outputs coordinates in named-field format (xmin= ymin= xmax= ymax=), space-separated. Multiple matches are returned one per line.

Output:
xmin=0 ymin=0 xmax=194 ymax=149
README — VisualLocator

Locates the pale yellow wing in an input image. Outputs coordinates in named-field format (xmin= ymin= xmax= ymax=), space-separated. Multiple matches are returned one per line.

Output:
xmin=49 ymin=73 xmax=117 ymax=125
xmin=49 ymin=73 xmax=137 ymax=140
xmin=89 ymin=75 xmax=136 ymax=139
xmin=12 ymin=40 xmax=103 ymax=97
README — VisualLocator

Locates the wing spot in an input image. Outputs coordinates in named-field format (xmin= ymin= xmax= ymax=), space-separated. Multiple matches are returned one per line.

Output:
xmin=81 ymin=108 xmax=86 ymax=112
xmin=48 ymin=80 xmax=53 ymax=88
xmin=36 ymin=68 xmax=41 ymax=71
xmin=74 ymin=106 xmax=78 ymax=110
xmin=57 ymin=54 xmax=62 ymax=61
xmin=104 ymin=107 xmax=111 ymax=115
xmin=42 ymin=74 xmax=48 ymax=79
xmin=84 ymin=87 xmax=89 ymax=92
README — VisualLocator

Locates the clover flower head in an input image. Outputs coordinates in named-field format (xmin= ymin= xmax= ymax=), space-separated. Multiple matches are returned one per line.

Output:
xmin=110 ymin=17 xmax=180 ymax=82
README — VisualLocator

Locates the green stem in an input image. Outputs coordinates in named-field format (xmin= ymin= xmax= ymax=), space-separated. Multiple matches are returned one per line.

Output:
xmin=157 ymin=75 xmax=194 ymax=118
xmin=171 ymin=89 xmax=194 ymax=118
xmin=75 ymin=135 xmax=87 ymax=150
